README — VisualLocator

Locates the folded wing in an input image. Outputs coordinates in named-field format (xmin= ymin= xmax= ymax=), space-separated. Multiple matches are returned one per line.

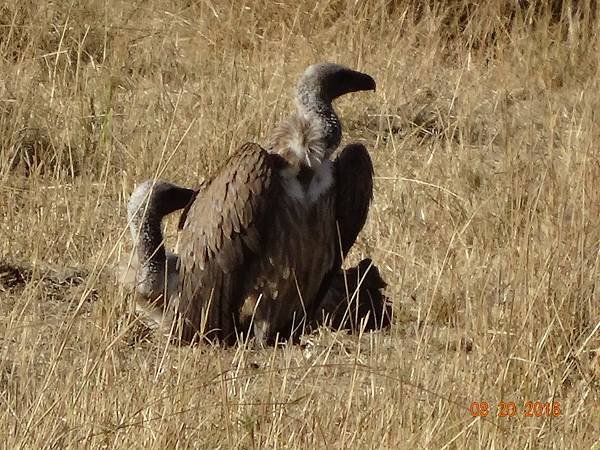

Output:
xmin=177 ymin=142 xmax=283 ymax=343
xmin=308 ymin=143 xmax=375 ymax=322
xmin=333 ymin=143 xmax=374 ymax=262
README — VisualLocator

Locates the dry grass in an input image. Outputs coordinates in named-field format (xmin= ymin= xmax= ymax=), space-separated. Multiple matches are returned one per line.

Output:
xmin=1 ymin=0 xmax=599 ymax=448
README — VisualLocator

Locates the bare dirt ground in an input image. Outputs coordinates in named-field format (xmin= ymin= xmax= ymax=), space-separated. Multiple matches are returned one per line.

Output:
xmin=1 ymin=1 xmax=598 ymax=448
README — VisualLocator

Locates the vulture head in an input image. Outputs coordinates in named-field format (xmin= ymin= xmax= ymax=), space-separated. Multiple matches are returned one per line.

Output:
xmin=273 ymin=62 xmax=376 ymax=170
xmin=128 ymin=180 xmax=194 ymax=224
xmin=296 ymin=62 xmax=376 ymax=105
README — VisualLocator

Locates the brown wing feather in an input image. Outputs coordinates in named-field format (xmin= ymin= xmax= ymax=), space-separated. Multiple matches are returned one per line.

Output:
xmin=177 ymin=189 xmax=201 ymax=231
xmin=333 ymin=143 xmax=374 ymax=261
xmin=177 ymin=142 xmax=283 ymax=343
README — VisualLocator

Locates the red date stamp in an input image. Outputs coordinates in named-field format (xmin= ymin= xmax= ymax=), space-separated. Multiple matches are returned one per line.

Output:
xmin=470 ymin=401 xmax=561 ymax=417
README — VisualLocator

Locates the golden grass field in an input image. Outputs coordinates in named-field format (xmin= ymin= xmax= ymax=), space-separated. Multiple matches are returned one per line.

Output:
xmin=1 ymin=0 xmax=599 ymax=448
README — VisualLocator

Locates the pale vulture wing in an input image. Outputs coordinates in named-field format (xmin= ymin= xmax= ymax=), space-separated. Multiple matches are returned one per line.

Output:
xmin=333 ymin=143 xmax=374 ymax=261
xmin=177 ymin=142 xmax=284 ymax=343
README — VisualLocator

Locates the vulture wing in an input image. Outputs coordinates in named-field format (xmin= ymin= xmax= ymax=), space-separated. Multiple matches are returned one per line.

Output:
xmin=333 ymin=143 xmax=374 ymax=261
xmin=308 ymin=143 xmax=374 ymax=322
xmin=176 ymin=142 xmax=284 ymax=343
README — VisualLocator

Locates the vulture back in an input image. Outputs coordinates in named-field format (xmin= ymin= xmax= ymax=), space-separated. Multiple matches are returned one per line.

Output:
xmin=177 ymin=143 xmax=337 ymax=344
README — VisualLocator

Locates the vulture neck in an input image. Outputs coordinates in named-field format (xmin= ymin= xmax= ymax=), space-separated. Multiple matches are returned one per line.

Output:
xmin=129 ymin=209 xmax=167 ymax=297
xmin=295 ymin=89 xmax=342 ymax=162
xmin=125 ymin=180 xmax=194 ymax=300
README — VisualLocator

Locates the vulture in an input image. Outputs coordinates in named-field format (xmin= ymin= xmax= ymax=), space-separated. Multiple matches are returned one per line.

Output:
xmin=173 ymin=62 xmax=383 ymax=345
xmin=117 ymin=180 xmax=195 ymax=330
